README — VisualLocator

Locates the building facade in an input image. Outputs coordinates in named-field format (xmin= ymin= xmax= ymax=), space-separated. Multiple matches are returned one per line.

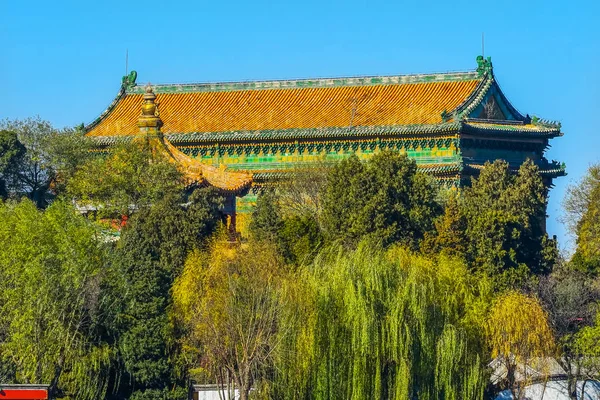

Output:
xmin=85 ymin=57 xmax=564 ymax=225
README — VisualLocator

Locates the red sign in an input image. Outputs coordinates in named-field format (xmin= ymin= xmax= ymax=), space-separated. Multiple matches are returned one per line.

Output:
xmin=0 ymin=388 xmax=48 ymax=400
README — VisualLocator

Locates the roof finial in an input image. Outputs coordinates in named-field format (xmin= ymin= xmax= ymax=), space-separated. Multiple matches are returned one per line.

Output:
xmin=476 ymin=55 xmax=493 ymax=77
xmin=137 ymin=83 xmax=162 ymax=133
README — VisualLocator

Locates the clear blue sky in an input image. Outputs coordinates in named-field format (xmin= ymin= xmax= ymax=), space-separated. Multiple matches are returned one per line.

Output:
xmin=2 ymin=0 xmax=599 ymax=250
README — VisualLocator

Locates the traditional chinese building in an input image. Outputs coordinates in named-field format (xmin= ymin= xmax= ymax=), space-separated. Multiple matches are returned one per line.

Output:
xmin=84 ymin=57 xmax=564 ymax=228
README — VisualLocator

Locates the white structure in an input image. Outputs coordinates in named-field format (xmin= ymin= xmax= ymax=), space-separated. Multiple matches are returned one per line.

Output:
xmin=191 ymin=384 xmax=239 ymax=400
xmin=494 ymin=380 xmax=600 ymax=399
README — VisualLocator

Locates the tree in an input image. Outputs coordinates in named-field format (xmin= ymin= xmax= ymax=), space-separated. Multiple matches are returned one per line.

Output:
xmin=0 ymin=129 xmax=26 ymax=199
xmin=486 ymin=291 xmax=555 ymax=400
xmin=0 ymin=117 xmax=92 ymax=206
xmin=0 ymin=117 xmax=56 ymax=206
xmin=172 ymin=238 xmax=289 ymax=400
xmin=249 ymin=189 xmax=324 ymax=265
xmin=248 ymin=188 xmax=283 ymax=243
xmin=421 ymin=191 xmax=468 ymax=257
xmin=279 ymin=213 xmax=324 ymax=265
xmin=321 ymin=152 xmax=441 ymax=249
xmin=575 ymin=312 xmax=600 ymax=385
xmin=44 ymin=126 xmax=95 ymax=195
xmin=278 ymin=162 xmax=329 ymax=222
xmin=68 ymin=140 xmax=184 ymax=218
xmin=564 ymin=163 xmax=600 ymax=274
xmin=462 ymin=160 xmax=557 ymax=288
xmin=272 ymin=243 xmax=491 ymax=400
xmin=111 ymin=189 xmax=223 ymax=399
xmin=0 ymin=200 xmax=112 ymax=399
xmin=536 ymin=264 xmax=600 ymax=399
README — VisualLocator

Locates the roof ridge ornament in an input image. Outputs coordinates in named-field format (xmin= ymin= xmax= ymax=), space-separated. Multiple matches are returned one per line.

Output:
xmin=476 ymin=56 xmax=493 ymax=77
xmin=122 ymin=70 xmax=137 ymax=89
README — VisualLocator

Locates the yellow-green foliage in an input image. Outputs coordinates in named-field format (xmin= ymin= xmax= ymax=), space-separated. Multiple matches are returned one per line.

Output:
xmin=172 ymin=236 xmax=288 ymax=400
xmin=272 ymin=242 xmax=491 ymax=400
xmin=486 ymin=291 xmax=555 ymax=363
xmin=0 ymin=200 xmax=111 ymax=399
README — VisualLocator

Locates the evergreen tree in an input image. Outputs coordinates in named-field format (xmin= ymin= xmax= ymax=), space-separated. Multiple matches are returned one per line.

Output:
xmin=112 ymin=189 xmax=222 ymax=399
xmin=279 ymin=213 xmax=324 ymax=265
xmin=0 ymin=129 xmax=25 ymax=199
xmin=248 ymin=188 xmax=283 ymax=243
xmin=250 ymin=189 xmax=323 ymax=265
xmin=462 ymin=160 xmax=556 ymax=287
xmin=321 ymin=152 xmax=441 ymax=249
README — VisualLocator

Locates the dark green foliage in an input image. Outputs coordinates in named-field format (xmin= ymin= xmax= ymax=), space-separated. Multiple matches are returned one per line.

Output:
xmin=0 ymin=117 xmax=57 ymax=207
xmin=112 ymin=188 xmax=223 ymax=396
xmin=0 ymin=117 xmax=93 ymax=206
xmin=462 ymin=160 xmax=556 ymax=286
xmin=0 ymin=129 xmax=25 ymax=199
xmin=128 ymin=387 xmax=188 ymax=400
xmin=279 ymin=213 xmax=324 ymax=265
xmin=250 ymin=189 xmax=323 ymax=265
xmin=249 ymin=188 xmax=283 ymax=242
xmin=321 ymin=152 xmax=441 ymax=249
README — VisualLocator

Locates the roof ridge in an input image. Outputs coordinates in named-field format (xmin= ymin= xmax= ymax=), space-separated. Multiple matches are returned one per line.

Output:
xmin=127 ymin=70 xmax=481 ymax=94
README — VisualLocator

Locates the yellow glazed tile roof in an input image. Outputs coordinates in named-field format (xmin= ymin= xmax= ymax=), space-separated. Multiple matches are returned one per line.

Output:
xmin=86 ymin=75 xmax=482 ymax=137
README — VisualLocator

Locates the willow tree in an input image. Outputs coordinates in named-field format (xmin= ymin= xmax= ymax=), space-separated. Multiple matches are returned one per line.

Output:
xmin=486 ymin=291 xmax=555 ymax=399
xmin=0 ymin=200 xmax=111 ymax=399
xmin=272 ymin=243 xmax=491 ymax=400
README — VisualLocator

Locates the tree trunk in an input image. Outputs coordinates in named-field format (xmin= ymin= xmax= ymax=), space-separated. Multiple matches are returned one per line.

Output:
xmin=238 ymin=365 xmax=252 ymax=400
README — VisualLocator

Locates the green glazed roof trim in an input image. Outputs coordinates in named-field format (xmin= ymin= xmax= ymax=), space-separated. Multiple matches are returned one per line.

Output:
xmin=251 ymin=162 xmax=461 ymax=182
xmin=454 ymin=73 xmax=494 ymax=119
xmin=464 ymin=161 xmax=566 ymax=177
xmin=166 ymin=123 xmax=463 ymax=144
xmin=84 ymin=87 xmax=126 ymax=133
xmin=531 ymin=116 xmax=562 ymax=129
xmin=127 ymin=71 xmax=481 ymax=95
xmin=462 ymin=122 xmax=562 ymax=137
xmin=90 ymin=118 xmax=561 ymax=146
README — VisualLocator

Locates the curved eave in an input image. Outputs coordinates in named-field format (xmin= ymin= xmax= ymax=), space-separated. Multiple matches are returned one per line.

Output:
xmin=160 ymin=138 xmax=253 ymax=195
xmin=464 ymin=163 xmax=566 ymax=178
xmin=462 ymin=122 xmax=562 ymax=138
xmin=452 ymin=71 xmax=496 ymax=119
